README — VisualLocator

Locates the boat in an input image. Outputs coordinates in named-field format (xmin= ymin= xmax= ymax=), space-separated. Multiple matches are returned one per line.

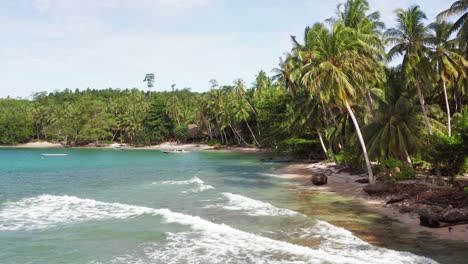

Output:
xmin=112 ymin=144 xmax=125 ymax=151
xmin=41 ymin=153 xmax=68 ymax=157
xmin=161 ymin=149 xmax=190 ymax=154
xmin=260 ymin=158 xmax=292 ymax=163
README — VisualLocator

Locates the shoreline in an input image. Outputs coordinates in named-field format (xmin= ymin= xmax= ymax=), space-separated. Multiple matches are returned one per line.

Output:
xmin=0 ymin=141 xmax=270 ymax=153
xmin=272 ymin=162 xmax=468 ymax=243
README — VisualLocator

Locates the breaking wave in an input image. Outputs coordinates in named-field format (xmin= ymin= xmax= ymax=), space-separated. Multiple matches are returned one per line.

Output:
xmin=0 ymin=195 xmax=437 ymax=264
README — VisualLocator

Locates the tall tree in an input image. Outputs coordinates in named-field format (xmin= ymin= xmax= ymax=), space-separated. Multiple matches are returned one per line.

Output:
xmin=386 ymin=6 xmax=434 ymax=135
xmin=437 ymin=0 xmax=468 ymax=57
xmin=301 ymin=22 xmax=376 ymax=183
xmin=428 ymin=21 xmax=468 ymax=136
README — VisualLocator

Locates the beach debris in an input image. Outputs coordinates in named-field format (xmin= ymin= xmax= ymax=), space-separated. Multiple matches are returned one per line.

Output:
xmin=355 ymin=177 xmax=369 ymax=184
xmin=311 ymin=173 xmax=328 ymax=185
xmin=386 ymin=195 xmax=408 ymax=204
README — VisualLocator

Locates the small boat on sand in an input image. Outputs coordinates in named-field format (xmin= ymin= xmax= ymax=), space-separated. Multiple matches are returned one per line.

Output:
xmin=260 ymin=158 xmax=292 ymax=163
xmin=41 ymin=153 xmax=68 ymax=156
xmin=113 ymin=145 xmax=125 ymax=151
xmin=162 ymin=149 xmax=190 ymax=154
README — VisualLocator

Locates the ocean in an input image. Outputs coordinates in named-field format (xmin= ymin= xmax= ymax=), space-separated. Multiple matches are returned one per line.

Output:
xmin=0 ymin=149 xmax=466 ymax=263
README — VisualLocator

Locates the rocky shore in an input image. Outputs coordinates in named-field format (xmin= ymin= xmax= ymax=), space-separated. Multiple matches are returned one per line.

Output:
xmin=272 ymin=162 xmax=468 ymax=242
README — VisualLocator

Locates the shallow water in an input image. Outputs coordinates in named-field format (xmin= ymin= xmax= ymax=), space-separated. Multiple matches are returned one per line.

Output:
xmin=0 ymin=149 xmax=466 ymax=264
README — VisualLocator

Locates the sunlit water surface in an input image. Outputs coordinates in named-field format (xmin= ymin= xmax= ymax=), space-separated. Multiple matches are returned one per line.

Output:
xmin=0 ymin=149 xmax=467 ymax=264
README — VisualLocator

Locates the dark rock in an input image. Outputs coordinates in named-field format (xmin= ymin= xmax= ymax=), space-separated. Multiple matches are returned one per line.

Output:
xmin=355 ymin=177 xmax=369 ymax=184
xmin=311 ymin=174 xmax=328 ymax=185
xmin=418 ymin=208 xmax=441 ymax=228
xmin=440 ymin=205 xmax=468 ymax=223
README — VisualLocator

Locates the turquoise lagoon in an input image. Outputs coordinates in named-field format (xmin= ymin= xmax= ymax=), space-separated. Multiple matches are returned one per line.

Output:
xmin=0 ymin=149 xmax=467 ymax=264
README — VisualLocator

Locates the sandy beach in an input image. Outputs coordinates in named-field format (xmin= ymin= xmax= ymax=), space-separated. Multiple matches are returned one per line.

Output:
xmin=272 ymin=162 xmax=468 ymax=243
xmin=2 ymin=142 xmax=65 ymax=148
xmin=2 ymin=141 xmax=270 ymax=153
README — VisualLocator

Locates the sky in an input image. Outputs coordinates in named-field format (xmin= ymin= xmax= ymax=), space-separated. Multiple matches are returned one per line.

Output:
xmin=0 ymin=0 xmax=452 ymax=98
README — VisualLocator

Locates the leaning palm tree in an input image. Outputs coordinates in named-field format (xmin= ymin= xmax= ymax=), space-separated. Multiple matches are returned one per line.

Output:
xmin=437 ymin=0 xmax=468 ymax=57
xmin=428 ymin=21 xmax=468 ymax=136
xmin=335 ymin=0 xmax=386 ymax=119
xmin=301 ymin=22 xmax=376 ymax=183
xmin=385 ymin=6 xmax=434 ymax=135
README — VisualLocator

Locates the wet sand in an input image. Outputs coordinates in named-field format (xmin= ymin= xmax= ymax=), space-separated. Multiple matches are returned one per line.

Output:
xmin=273 ymin=162 xmax=468 ymax=243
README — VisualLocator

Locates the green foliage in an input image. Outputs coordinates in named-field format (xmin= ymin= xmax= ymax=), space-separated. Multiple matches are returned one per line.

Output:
xmin=424 ymin=133 xmax=466 ymax=181
xmin=173 ymin=125 xmax=189 ymax=142
xmin=205 ymin=139 xmax=221 ymax=146
xmin=379 ymin=157 xmax=413 ymax=181
xmin=256 ymin=86 xmax=291 ymax=148
xmin=282 ymin=138 xmax=322 ymax=158
xmin=412 ymin=156 xmax=432 ymax=171
xmin=0 ymin=99 xmax=33 ymax=144
xmin=142 ymin=97 xmax=173 ymax=144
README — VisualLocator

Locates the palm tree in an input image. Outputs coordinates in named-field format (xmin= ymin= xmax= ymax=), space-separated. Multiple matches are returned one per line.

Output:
xmin=253 ymin=70 xmax=271 ymax=92
xmin=385 ymin=6 xmax=434 ymax=135
xmin=437 ymin=0 xmax=468 ymax=57
xmin=336 ymin=0 xmax=385 ymax=119
xmin=428 ymin=21 xmax=468 ymax=136
xmin=301 ymin=22 xmax=376 ymax=183
xmin=364 ymin=71 xmax=422 ymax=166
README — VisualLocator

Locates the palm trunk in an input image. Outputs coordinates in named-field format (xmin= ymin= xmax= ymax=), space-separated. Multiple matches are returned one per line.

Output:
xmin=416 ymin=83 xmax=432 ymax=135
xmin=207 ymin=122 xmax=213 ymax=140
xmin=229 ymin=124 xmax=241 ymax=145
xmin=345 ymin=99 xmax=374 ymax=184
xmin=245 ymin=121 xmax=260 ymax=146
xmin=317 ymin=129 xmax=328 ymax=158
xmin=365 ymin=89 xmax=375 ymax=119
xmin=403 ymin=149 xmax=415 ymax=177
xmin=442 ymin=80 xmax=451 ymax=136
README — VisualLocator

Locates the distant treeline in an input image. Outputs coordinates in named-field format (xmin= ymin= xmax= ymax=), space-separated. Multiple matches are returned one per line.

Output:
xmin=0 ymin=0 xmax=467 ymax=182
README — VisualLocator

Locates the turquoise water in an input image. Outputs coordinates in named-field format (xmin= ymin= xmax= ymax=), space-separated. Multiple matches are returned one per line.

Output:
xmin=0 ymin=149 xmax=464 ymax=263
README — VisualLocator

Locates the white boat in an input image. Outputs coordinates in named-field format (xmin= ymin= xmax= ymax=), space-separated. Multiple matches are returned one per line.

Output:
xmin=41 ymin=153 xmax=68 ymax=156
xmin=161 ymin=149 xmax=190 ymax=154
xmin=112 ymin=145 xmax=125 ymax=151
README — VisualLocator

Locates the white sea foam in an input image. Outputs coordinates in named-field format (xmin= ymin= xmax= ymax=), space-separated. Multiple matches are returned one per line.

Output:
xmin=182 ymin=184 xmax=215 ymax=193
xmin=153 ymin=176 xmax=215 ymax=193
xmin=213 ymin=192 xmax=301 ymax=216
xmin=155 ymin=176 xmax=204 ymax=185
xmin=0 ymin=195 xmax=153 ymax=231
xmin=1 ymin=195 xmax=437 ymax=264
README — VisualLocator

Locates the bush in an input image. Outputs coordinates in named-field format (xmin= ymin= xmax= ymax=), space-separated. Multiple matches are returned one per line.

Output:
xmin=424 ymin=134 xmax=465 ymax=182
xmin=282 ymin=138 xmax=323 ymax=159
xmin=205 ymin=139 xmax=221 ymax=146
xmin=378 ymin=157 xmax=413 ymax=181
xmin=173 ymin=125 xmax=189 ymax=142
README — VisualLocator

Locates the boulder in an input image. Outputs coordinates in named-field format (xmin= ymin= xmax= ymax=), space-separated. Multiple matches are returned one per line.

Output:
xmin=311 ymin=173 xmax=328 ymax=185
xmin=418 ymin=208 xmax=441 ymax=228
xmin=440 ymin=205 xmax=468 ymax=223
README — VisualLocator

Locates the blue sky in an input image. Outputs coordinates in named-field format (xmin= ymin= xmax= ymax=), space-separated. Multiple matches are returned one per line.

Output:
xmin=0 ymin=0 xmax=452 ymax=98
